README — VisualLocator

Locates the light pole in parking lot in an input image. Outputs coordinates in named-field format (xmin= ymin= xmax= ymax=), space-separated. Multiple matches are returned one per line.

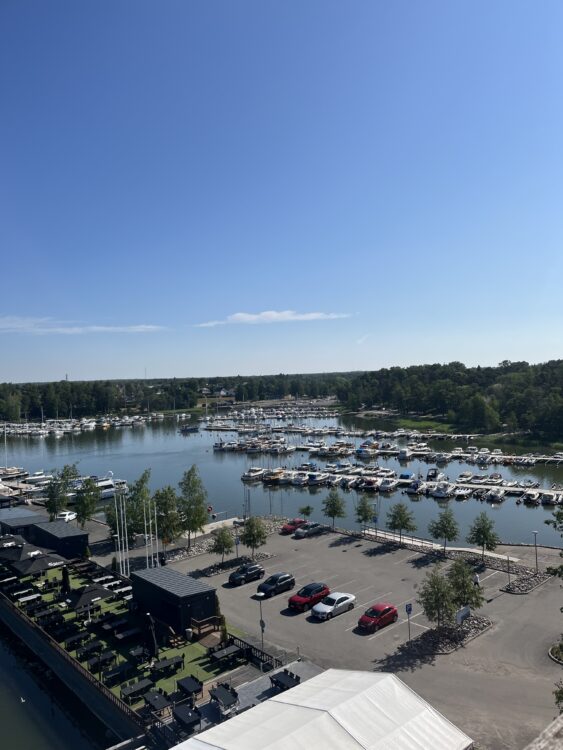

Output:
xmin=256 ymin=592 xmax=266 ymax=652
xmin=532 ymin=530 xmax=538 ymax=572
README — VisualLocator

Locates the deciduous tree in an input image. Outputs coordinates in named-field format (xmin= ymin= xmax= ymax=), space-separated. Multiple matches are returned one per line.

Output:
xmin=417 ymin=566 xmax=456 ymax=628
xmin=447 ymin=558 xmax=485 ymax=610
xmin=153 ymin=486 xmax=182 ymax=555
xmin=355 ymin=495 xmax=374 ymax=533
xmin=74 ymin=476 xmax=98 ymax=529
xmin=178 ymin=465 xmax=209 ymax=548
xmin=298 ymin=505 xmax=314 ymax=519
xmin=386 ymin=502 xmax=417 ymax=543
xmin=467 ymin=512 xmax=500 ymax=560
xmin=428 ymin=507 xmax=459 ymax=554
xmin=211 ymin=527 xmax=234 ymax=564
xmin=45 ymin=464 xmax=79 ymax=520
xmin=239 ymin=516 xmax=267 ymax=559
xmin=322 ymin=488 xmax=346 ymax=529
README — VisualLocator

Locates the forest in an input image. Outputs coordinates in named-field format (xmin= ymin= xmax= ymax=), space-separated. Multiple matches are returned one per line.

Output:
xmin=1 ymin=360 xmax=563 ymax=439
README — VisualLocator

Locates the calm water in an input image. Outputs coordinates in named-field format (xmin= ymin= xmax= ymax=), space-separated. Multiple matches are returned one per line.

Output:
xmin=4 ymin=418 xmax=563 ymax=548
xmin=1 ymin=417 xmax=562 ymax=746
xmin=0 ymin=621 xmax=108 ymax=750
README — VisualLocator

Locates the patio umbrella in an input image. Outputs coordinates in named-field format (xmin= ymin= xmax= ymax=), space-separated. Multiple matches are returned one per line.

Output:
xmin=0 ymin=543 xmax=44 ymax=562
xmin=71 ymin=584 xmax=113 ymax=612
xmin=11 ymin=553 xmax=66 ymax=576
xmin=0 ymin=534 xmax=26 ymax=549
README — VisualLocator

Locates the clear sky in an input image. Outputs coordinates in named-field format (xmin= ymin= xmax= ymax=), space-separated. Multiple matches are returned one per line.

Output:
xmin=2 ymin=1 xmax=563 ymax=382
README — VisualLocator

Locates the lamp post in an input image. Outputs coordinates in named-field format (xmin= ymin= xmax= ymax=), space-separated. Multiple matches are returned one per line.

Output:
xmin=256 ymin=592 xmax=265 ymax=652
xmin=532 ymin=531 xmax=538 ymax=572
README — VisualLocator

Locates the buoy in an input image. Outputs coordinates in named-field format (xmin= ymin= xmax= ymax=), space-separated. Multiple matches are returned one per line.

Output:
xmin=211 ymin=513 xmax=217 ymax=520
xmin=207 ymin=505 xmax=213 ymax=513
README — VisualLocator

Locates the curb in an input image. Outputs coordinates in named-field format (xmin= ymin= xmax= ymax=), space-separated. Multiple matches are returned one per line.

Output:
xmin=548 ymin=646 xmax=563 ymax=666
xmin=500 ymin=575 xmax=552 ymax=595
xmin=435 ymin=621 xmax=494 ymax=654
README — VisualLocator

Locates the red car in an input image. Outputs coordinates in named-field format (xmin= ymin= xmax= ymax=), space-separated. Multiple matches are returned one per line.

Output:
xmin=357 ymin=602 xmax=398 ymax=632
xmin=280 ymin=518 xmax=306 ymax=535
xmin=288 ymin=582 xmax=330 ymax=612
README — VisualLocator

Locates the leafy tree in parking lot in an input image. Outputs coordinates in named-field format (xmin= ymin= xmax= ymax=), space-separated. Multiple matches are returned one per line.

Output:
xmin=239 ymin=516 xmax=268 ymax=559
xmin=45 ymin=464 xmax=80 ymax=520
xmin=447 ymin=558 xmax=484 ymax=610
xmin=298 ymin=505 xmax=314 ymax=520
xmin=417 ymin=566 xmax=456 ymax=629
xmin=211 ymin=526 xmax=234 ymax=564
xmin=386 ymin=502 xmax=417 ymax=543
xmin=153 ymin=486 xmax=182 ymax=554
xmin=355 ymin=495 xmax=374 ymax=533
xmin=428 ymin=507 xmax=459 ymax=554
xmin=178 ymin=465 xmax=209 ymax=548
xmin=322 ymin=488 xmax=346 ymax=529
xmin=74 ymin=476 xmax=99 ymax=529
xmin=466 ymin=512 xmax=500 ymax=561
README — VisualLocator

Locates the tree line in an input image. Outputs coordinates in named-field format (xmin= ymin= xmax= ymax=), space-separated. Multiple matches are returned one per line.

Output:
xmin=2 ymin=358 xmax=563 ymax=438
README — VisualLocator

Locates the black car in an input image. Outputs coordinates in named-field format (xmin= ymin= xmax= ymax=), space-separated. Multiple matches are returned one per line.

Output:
xmin=257 ymin=572 xmax=295 ymax=598
xmin=229 ymin=563 xmax=265 ymax=586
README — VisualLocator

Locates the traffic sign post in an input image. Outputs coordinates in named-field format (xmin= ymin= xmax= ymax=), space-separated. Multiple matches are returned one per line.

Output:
xmin=405 ymin=603 xmax=412 ymax=642
xmin=235 ymin=535 xmax=240 ymax=558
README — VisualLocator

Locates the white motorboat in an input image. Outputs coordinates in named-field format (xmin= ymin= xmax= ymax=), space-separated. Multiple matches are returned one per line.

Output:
xmin=241 ymin=467 xmax=265 ymax=482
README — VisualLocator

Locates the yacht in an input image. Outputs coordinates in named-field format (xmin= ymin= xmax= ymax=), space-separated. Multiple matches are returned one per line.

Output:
xmin=431 ymin=482 xmax=455 ymax=499
xmin=307 ymin=472 xmax=329 ymax=486
xmin=485 ymin=487 xmax=506 ymax=503
xmin=241 ymin=467 xmax=265 ymax=482
xmin=406 ymin=479 xmax=427 ymax=495
xmin=379 ymin=478 xmax=399 ymax=492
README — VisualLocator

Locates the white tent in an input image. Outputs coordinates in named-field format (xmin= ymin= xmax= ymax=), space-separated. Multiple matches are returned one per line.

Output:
xmin=174 ymin=669 xmax=473 ymax=750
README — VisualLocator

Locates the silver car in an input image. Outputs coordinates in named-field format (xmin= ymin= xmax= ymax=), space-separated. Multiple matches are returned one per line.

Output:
xmin=311 ymin=592 xmax=356 ymax=620
xmin=294 ymin=521 xmax=324 ymax=538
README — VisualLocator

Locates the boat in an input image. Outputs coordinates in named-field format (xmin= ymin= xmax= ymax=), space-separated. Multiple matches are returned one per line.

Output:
xmin=307 ymin=472 xmax=329 ymax=486
xmin=522 ymin=490 xmax=540 ymax=506
xmin=453 ymin=486 xmax=472 ymax=500
xmin=406 ymin=479 xmax=427 ymax=495
xmin=179 ymin=424 xmax=199 ymax=434
xmin=379 ymin=478 xmax=399 ymax=492
xmin=291 ymin=471 xmax=309 ymax=486
xmin=431 ymin=482 xmax=455 ymax=499
xmin=540 ymin=492 xmax=558 ymax=506
xmin=241 ymin=467 xmax=265 ymax=482
xmin=485 ymin=487 xmax=506 ymax=503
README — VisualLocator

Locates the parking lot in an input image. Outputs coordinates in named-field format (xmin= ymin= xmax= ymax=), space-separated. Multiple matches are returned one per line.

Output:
xmin=172 ymin=530 xmax=563 ymax=750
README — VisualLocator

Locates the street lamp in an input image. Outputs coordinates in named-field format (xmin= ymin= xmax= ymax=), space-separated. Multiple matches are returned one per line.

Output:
xmin=255 ymin=592 xmax=266 ymax=652
xmin=532 ymin=531 xmax=538 ymax=572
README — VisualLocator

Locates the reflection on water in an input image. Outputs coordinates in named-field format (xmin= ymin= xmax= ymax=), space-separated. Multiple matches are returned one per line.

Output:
xmin=4 ymin=419 xmax=563 ymax=547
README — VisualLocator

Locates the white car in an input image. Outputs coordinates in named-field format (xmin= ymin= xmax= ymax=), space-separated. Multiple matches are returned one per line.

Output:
xmin=56 ymin=510 xmax=77 ymax=523
xmin=311 ymin=592 xmax=356 ymax=620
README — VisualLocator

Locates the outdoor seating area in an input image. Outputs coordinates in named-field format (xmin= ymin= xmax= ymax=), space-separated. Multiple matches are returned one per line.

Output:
xmin=270 ymin=668 xmax=301 ymax=692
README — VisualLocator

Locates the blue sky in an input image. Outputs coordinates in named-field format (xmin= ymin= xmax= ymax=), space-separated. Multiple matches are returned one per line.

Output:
xmin=2 ymin=1 xmax=563 ymax=382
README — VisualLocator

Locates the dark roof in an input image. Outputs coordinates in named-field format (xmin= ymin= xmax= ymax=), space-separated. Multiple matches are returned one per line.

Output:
xmin=1 ymin=514 xmax=49 ymax=529
xmin=0 ymin=507 xmax=45 ymax=522
xmin=33 ymin=521 xmax=88 ymax=539
xmin=131 ymin=567 xmax=215 ymax=599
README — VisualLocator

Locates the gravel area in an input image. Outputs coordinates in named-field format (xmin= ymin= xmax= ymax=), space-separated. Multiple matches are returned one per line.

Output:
xmin=397 ymin=615 xmax=493 ymax=657
xmin=501 ymin=571 xmax=552 ymax=594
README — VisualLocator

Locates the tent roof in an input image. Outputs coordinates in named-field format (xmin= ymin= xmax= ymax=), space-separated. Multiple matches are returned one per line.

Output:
xmin=175 ymin=669 xmax=472 ymax=750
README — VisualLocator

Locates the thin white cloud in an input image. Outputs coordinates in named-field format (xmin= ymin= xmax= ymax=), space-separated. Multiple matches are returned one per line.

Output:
xmin=356 ymin=334 xmax=371 ymax=345
xmin=0 ymin=316 xmax=164 ymax=335
xmin=196 ymin=310 xmax=350 ymax=328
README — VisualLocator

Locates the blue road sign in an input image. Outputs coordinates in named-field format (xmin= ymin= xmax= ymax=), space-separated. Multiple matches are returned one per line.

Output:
xmin=372 ymin=515 xmax=378 ymax=524
xmin=405 ymin=603 xmax=412 ymax=615
xmin=235 ymin=537 xmax=240 ymax=545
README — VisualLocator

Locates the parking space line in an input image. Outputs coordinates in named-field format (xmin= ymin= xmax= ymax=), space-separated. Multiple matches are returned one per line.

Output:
xmin=367 ymin=610 xmax=425 ymax=640
xmin=394 ymin=552 xmax=421 ymax=565
xmin=344 ymin=592 xmax=393 ymax=630
xmin=481 ymin=570 xmax=500 ymax=583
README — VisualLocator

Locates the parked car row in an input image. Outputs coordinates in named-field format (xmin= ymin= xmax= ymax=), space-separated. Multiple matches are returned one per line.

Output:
xmin=227 ymin=563 xmax=399 ymax=630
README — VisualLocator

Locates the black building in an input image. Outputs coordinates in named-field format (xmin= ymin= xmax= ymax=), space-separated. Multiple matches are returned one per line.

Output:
xmin=131 ymin=567 xmax=216 ymax=634
xmin=27 ymin=521 xmax=88 ymax=559
xmin=0 ymin=508 xmax=49 ymax=536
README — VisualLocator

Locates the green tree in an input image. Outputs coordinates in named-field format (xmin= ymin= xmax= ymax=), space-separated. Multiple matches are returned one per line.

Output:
xmin=355 ymin=495 xmax=374 ymax=533
xmin=239 ymin=516 xmax=268 ymax=559
xmin=74 ymin=476 xmax=98 ymax=529
xmin=447 ymin=558 xmax=485 ymax=610
xmin=153 ymin=486 xmax=182 ymax=555
xmin=386 ymin=502 xmax=417 ymax=543
xmin=466 ymin=511 xmax=500 ymax=561
xmin=45 ymin=464 xmax=80 ymax=520
xmin=105 ymin=470 xmax=151 ymax=541
xmin=321 ymin=488 xmax=346 ymax=529
xmin=417 ymin=566 xmax=456 ymax=628
xmin=210 ymin=527 xmax=234 ymax=564
xmin=298 ymin=505 xmax=314 ymax=519
xmin=428 ymin=507 xmax=460 ymax=554
xmin=178 ymin=465 xmax=209 ymax=548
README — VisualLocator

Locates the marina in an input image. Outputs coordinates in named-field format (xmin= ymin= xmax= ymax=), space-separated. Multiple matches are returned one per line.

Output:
xmin=2 ymin=411 xmax=563 ymax=547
